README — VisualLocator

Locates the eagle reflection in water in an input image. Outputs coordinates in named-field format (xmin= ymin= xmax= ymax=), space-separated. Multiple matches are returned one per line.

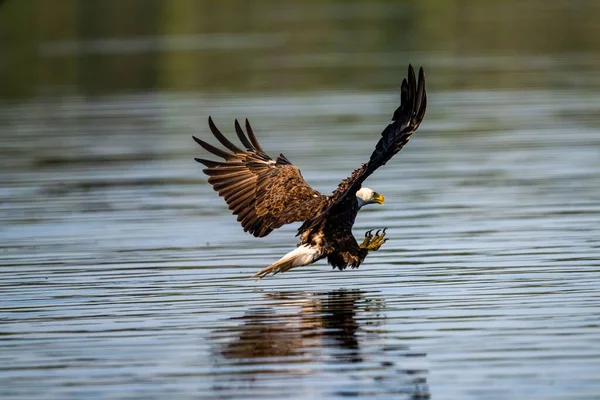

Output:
xmin=210 ymin=289 xmax=429 ymax=399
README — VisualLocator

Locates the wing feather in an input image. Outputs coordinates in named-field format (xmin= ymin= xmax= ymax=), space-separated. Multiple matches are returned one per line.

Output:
xmin=194 ymin=117 xmax=327 ymax=237
xmin=203 ymin=166 xmax=248 ymax=176
xmin=192 ymin=136 xmax=232 ymax=159
xmin=229 ymin=193 xmax=255 ymax=213
xmin=245 ymin=118 xmax=265 ymax=152
xmin=227 ymin=184 xmax=256 ymax=205
xmin=194 ymin=157 xmax=223 ymax=168
xmin=212 ymin=175 xmax=255 ymax=192
xmin=205 ymin=169 xmax=247 ymax=179
xmin=208 ymin=116 xmax=244 ymax=153
xmin=234 ymin=119 xmax=255 ymax=150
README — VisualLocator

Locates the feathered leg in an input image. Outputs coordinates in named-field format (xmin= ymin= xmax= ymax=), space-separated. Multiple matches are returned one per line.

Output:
xmin=252 ymin=244 xmax=322 ymax=280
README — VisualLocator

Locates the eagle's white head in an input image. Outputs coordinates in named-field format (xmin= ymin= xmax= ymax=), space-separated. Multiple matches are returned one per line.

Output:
xmin=356 ymin=187 xmax=385 ymax=209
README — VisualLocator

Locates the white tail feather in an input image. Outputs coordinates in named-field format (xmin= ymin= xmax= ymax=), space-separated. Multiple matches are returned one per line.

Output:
xmin=252 ymin=244 xmax=322 ymax=279
xmin=280 ymin=244 xmax=321 ymax=267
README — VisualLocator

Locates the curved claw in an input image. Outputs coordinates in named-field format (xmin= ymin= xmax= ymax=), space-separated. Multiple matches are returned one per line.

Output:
xmin=382 ymin=227 xmax=388 ymax=234
xmin=365 ymin=229 xmax=373 ymax=237
xmin=375 ymin=229 xmax=381 ymax=236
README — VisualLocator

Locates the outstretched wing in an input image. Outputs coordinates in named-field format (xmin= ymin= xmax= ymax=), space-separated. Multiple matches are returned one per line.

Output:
xmin=309 ymin=64 xmax=427 ymax=229
xmin=194 ymin=117 xmax=326 ymax=238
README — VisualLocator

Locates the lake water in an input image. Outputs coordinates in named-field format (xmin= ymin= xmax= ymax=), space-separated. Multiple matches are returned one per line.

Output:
xmin=1 ymin=1 xmax=600 ymax=399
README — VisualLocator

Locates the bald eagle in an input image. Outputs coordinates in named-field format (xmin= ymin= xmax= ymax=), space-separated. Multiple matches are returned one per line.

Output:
xmin=193 ymin=64 xmax=427 ymax=279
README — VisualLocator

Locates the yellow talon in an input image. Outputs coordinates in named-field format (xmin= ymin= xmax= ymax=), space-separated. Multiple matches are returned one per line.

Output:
xmin=360 ymin=228 xmax=388 ymax=250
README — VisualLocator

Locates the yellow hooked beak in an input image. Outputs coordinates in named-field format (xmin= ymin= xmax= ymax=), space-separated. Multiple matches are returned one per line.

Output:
xmin=372 ymin=192 xmax=385 ymax=205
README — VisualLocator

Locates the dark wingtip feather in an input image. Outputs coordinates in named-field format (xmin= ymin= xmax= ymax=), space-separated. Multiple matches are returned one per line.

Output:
xmin=395 ymin=78 xmax=409 ymax=122
xmin=418 ymin=90 xmax=427 ymax=122
xmin=408 ymin=64 xmax=417 ymax=110
xmin=208 ymin=116 xmax=244 ymax=153
xmin=194 ymin=157 xmax=221 ymax=168
xmin=234 ymin=119 xmax=254 ymax=150
xmin=192 ymin=135 xmax=232 ymax=159
xmin=245 ymin=119 xmax=264 ymax=153
xmin=414 ymin=66 xmax=426 ymax=121
xmin=393 ymin=64 xmax=426 ymax=123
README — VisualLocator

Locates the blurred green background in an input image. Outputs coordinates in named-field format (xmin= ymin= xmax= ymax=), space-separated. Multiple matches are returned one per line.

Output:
xmin=1 ymin=0 xmax=599 ymax=100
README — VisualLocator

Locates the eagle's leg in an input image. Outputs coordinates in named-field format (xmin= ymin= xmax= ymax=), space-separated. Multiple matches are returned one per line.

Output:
xmin=359 ymin=228 xmax=388 ymax=251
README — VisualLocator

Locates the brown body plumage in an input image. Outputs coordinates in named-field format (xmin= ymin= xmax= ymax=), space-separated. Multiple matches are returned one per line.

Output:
xmin=193 ymin=65 xmax=427 ymax=278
